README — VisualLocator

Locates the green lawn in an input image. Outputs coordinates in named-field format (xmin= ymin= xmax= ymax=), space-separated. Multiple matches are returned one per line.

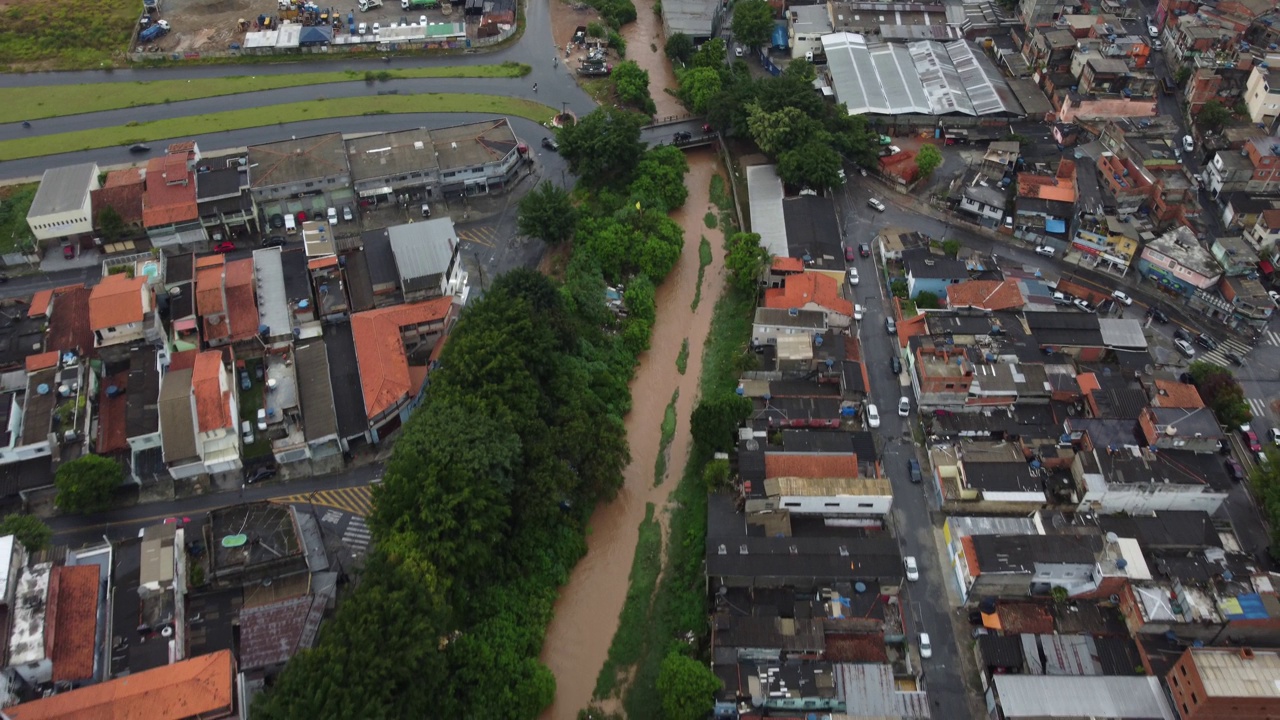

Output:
xmin=236 ymin=362 xmax=273 ymax=461
xmin=0 ymin=64 xmax=531 ymax=123
xmin=0 ymin=0 xmax=136 ymax=70
xmin=0 ymin=93 xmax=558 ymax=161
xmin=0 ymin=184 xmax=39 ymax=255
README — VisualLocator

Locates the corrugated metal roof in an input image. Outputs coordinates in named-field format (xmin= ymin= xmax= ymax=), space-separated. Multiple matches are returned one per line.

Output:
xmin=746 ymin=165 xmax=788 ymax=258
xmin=993 ymin=675 xmax=1176 ymax=719
xmin=28 ymin=163 xmax=97 ymax=219
xmin=389 ymin=218 xmax=455 ymax=288
xmin=834 ymin=663 xmax=931 ymax=718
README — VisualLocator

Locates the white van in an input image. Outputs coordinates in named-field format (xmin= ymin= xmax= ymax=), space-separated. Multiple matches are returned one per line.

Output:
xmin=284 ymin=213 xmax=297 ymax=234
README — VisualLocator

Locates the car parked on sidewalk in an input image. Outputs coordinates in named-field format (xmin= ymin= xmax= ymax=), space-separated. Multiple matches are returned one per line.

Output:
xmin=245 ymin=463 xmax=278 ymax=484
xmin=1225 ymin=457 xmax=1246 ymax=482
xmin=1242 ymin=425 xmax=1263 ymax=453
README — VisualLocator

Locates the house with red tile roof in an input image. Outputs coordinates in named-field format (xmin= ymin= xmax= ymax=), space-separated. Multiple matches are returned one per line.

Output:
xmin=47 ymin=564 xmax=100 ymax=684
xmin=763 ymin=273 xmax=853 ymax=328
xmin=945 ymin=280 xmax=1025 ymax=311
xmin=747 ymin=452 xmax=894 ymax=519
xmin=142 ymin=152 xmax=205 ymax=250
xmin=351 ymin=297 xmax=456 ymax=441
xmin=88 ymin=273 xmax=158 ymax=351
xmin=190 ymin=351 xmax=241 ymax=475
xmin=194 ymin=256 xmax=259 ymax=347
xmin=7 ymin=648 xmax=235 ymax=720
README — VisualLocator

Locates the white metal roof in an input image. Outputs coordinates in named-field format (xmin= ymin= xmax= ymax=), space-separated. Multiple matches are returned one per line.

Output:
xmin=823 ymin=32 xmax=1022 ymax=116
xmin=994 ymin=675 xmax=1176 ymax=719
xmin=746 ymin=165 xmax=789 ymax=259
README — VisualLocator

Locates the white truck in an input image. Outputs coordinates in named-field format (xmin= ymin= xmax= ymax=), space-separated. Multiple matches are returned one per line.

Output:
xmin=358 ymin=0 xmax=382 ymax=11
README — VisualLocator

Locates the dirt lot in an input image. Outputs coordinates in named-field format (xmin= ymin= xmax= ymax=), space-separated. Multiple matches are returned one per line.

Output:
xmin=144 ymin=0 xmax=468 ymax=54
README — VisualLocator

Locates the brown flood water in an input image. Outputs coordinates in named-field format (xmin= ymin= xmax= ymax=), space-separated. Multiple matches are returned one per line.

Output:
xmin=620 ymin=0 xmax=683 ymax=118
xmin=538 ymin=151 xmax=727 ymax=719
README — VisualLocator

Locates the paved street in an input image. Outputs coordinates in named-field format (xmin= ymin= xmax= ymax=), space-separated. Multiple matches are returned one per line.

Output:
xmin=834 ymin=182 xmax=977 ymax=716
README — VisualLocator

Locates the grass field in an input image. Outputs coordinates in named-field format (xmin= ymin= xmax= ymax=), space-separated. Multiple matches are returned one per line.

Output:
xmin=0 ymin=0 xmax=137 ymax=70
xmin=0 ymin=93 xmax=557 ymax=162
xmin=0 ymin=64 xmax=531 ymax=123
xmin=0 ymin=184 xmax=38 ymax=255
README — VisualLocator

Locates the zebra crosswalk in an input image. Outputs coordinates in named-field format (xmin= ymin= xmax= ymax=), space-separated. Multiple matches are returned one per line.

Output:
xmin=343 ymin=516 xmax=372 ymax=556
xmin=1249 ymin=397 xmax=1271 ymax=421
xmin=1196 ymin=336 xmax=1253 ymax=369
xmin=1261 ymin=330 xmax=1280 ymax=347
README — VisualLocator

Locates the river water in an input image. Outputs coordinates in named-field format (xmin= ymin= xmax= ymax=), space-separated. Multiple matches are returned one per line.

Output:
xmin=538 ymin=150 xmax=727 ymax=718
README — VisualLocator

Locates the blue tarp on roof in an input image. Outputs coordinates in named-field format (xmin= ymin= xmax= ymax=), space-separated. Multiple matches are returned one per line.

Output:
xmin=1222 ymin=593 xmax=1269 ymax=620
xmin=772 ymin=24 xmax=788 ymax=49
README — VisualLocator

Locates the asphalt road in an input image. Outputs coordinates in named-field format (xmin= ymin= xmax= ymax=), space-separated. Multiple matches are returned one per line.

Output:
xmin=50 ymin=461 xmax=383 ymax=548
xmin=834 ymin=179 xmax=975 ymax=716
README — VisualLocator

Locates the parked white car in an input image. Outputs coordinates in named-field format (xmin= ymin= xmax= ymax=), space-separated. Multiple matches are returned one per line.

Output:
xmin=256 ymin=407 xmax=268 ymax=431
xmin=919 ymin=633 xmax=933 ymax=659
xmin=241 ymin=420 xmax=254 ymax=445
xmin=898 ymin=396 xmax=911 ymax=417
xmin=1110 ymin=290 xmax=1133 ymax=306
xmin=343 ymin=206 xmax=354 ymax=222
xmin=848 ymin=267 xmax=859 ymax=286
xmin=853 ymin=304 xmax=865 ymax=321
xmin=1034 ymin=245 xmax=1055 ymax=257
xmin=868 ymin=198 xmax=886 ymax=212
xmin=904 ymin=556 xmax=919 ymax=582
xmin=328 ymin=207 xmax=339 ymax=224
xmin=865 ymin=403 xmax=880 ymax=428
xmin=1183 ymin=135 xmax=1194 ymax=152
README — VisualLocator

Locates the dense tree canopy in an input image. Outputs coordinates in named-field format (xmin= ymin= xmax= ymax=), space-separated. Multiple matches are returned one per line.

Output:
xmin=657 ymin=651 xmax=723 ymax=720
xmin=517 ymin=181 xmax=577 ymax=244
xmin=0 ymin=514 xmax=50 ymax=553
xmin=557 ymin=106 xmax=648 ymax=187
xmin=54 ymin=454 xmax=122 ymax=514
xmin=915 ymin=144 xmax=943 ymax=177
xmin=691 ymin=395 xmax=754 ymax=452
xmin=730 ymin=0 xmax=775 ymax=50
xmin=612 ymin=60 xmax=656 ymax=115
xmin=1188 ymin=361 xmax=1250 ymax=429
xmin=665 ymin=32 xmax=694 ymax=64
xmin=724 ymin=231 xmax=769 ymax=292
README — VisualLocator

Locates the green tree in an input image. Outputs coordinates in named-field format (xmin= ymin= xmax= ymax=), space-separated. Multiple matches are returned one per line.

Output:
xmin=1174 ymin=66 xmax=1192 ymax=85
xmin=691 ymin=395 xmax=753 ymax=451
xmin=97 ymin=206 xmax=125 ymax=242
xmin=915 ymin=144 xmax=943 ymax=177
xmin=518 ymin=182 xmax=577 ymax=244
xmin=1250 ymin=449 xmax=1280 ymax=555
xmin=629 ymin=144 xmax=690 ymax=212
xmin=1188 ymin=361 xmax=1251 ymax=429
xmin=941 ymin=239 xmax=961 ymax=257
xmin=703 ymin=458 xmax=731 ymax=491
xmin=676 ymin=66 xmax=723 ymax=115
xmin=664 ymin=32 xmax=694 ymax=64
xmin=915 ymin=291 xmax=940 ymax=310
xmin=777 ymin=140 xmax=843 ymax=191
xmin=745 ymin=102 xmax=824 ymax=156
xmin=1196 ymin=99 xmax=1230 ymax=133
xmin=730 ymin=0 xmax=775 ymax=51
xmin=0 ymin=514 xmax=50 ymax=553
xmin=623 ymin=275 xmax=656 ymax=322
xmin=724 ymin=231 xmax=769 ymax=292
xmin=657 ymin=651 xmax=723 ymax=720
xmin=692 ymin=38 xmax=727 ymax=69
xmin=612 ymin=60 xmax=655 ymax=115
xmin=558 ymin=106 xmax=648 ymax=187
xmin=54 ymin=455 xmax=122 ymax=514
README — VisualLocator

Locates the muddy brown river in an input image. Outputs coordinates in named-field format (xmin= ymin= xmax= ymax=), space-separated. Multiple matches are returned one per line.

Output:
xmin=538 ymin=151 xmax=728 ymax=718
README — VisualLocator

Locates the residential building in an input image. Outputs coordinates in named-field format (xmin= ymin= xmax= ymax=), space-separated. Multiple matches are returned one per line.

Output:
xmin=1244 ymin=208 xmax=1280 ymax=254
xmin=953 ymin=170 xmax=1009 ymax=223
xmin=1244 ymin=64 xmax=1280 ymax=132
xmin=351 ymin=297 xmax=456 ymax=441
xmin=1096 ymin=152 xmax=1154 ymax=215
xmin=752 ymin=307 xmax=827 ymax=346
xmin=294 ymin=341 xmax=342 ymax=470
xmin=958 ymin=534 xmax=1104 ymax=601
xmin=788 ymin=5 xmax=830 ymax=60
xmin=782 ymin=194 xmax=844 ymax=272
xmin=1137 ymin=226 xmax=1223 ymax=296
xmin=743 ymin=453 xmax=893 ymax=520
xmin=763 ymin=273 xmax=853 ymax=327
xmin=1019 ymin=0 xmax=1083 ymax=29
xmin=196 ymin=164 xmax=258 ymax=241
xmin=1071 ymin=226 xmax=1139 ymax=275
xmin=143 ymin=152 xmax=205 ymax=250
xmin=1015 ymin=160 xmax=1077 ymax=241
xmin=0 ymin=353 xmax=87 ymax=468
xmin=191 ymin=351 xmax=240 ymax=475
xmin=1072 ymin=439 xmax=1229 ymax=514
xmin=387 ymin=219 xmax=469 ymax=303
xmin=246 ymin=132 xmax=351 ymax=203
xmin=943 ymin=279 xmax=1024 ymax=311
xmin=6 ymin=649 xmax=235 ymax=720
xmin=1210 ymin=235 xmax=1259 ymax=277
xmin=90 ymin=168 xmax=145 ymax=241
xmin=195 ymin=255 xmax=259 ymax=347
xmin=902 ymin=249 xmax=969 ymax=299
xmin=992 ymin=675 xmax=1176 ymax=719
xmin=25 ymin=163 xmax=99 ymax=244
xmin=1166 ymin=647 xmax=1280 ymax=719
xmin=1024 ymin=27 xmax=1076 ymax=73
xmin=88 ymin=273 xmax=160 ymax=352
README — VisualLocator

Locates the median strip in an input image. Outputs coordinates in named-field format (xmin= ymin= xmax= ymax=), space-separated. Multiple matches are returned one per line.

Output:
xmin=0 ymin=93 xmax=556 ymax=162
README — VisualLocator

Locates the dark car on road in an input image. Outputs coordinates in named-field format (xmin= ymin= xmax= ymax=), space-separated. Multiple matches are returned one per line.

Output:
xmin=268 ymin=213 xmax=285 ymax=229
xmin=1225 ymin=351 xmax=1244 ymax=366
xmin=908 ymin=458 xmax=923 ymax=484
xmin=1147 ymin=306 xmax=1169 ymax=324
xmin=859 ymin=243 xmax=871 ymax=258
xmin=541 ymin=137 xmax=559 ymax=152
xmin=1196 ymin=333 xmax=1218 ymax=350
xmin=1225 ymin=458 xmax=1246 ymax=483
xmin=890 ymin=356 xmax=901 ymax=375
xmin=1173 ymin=328 xmax=1190 ymax=343
xmin=245 ymin=464 xmax=278 ymax=484
xmin=262 ymin=235 xmax=287 ymax=248
xmin=129 ymin=143 xmax=151 ymax=153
